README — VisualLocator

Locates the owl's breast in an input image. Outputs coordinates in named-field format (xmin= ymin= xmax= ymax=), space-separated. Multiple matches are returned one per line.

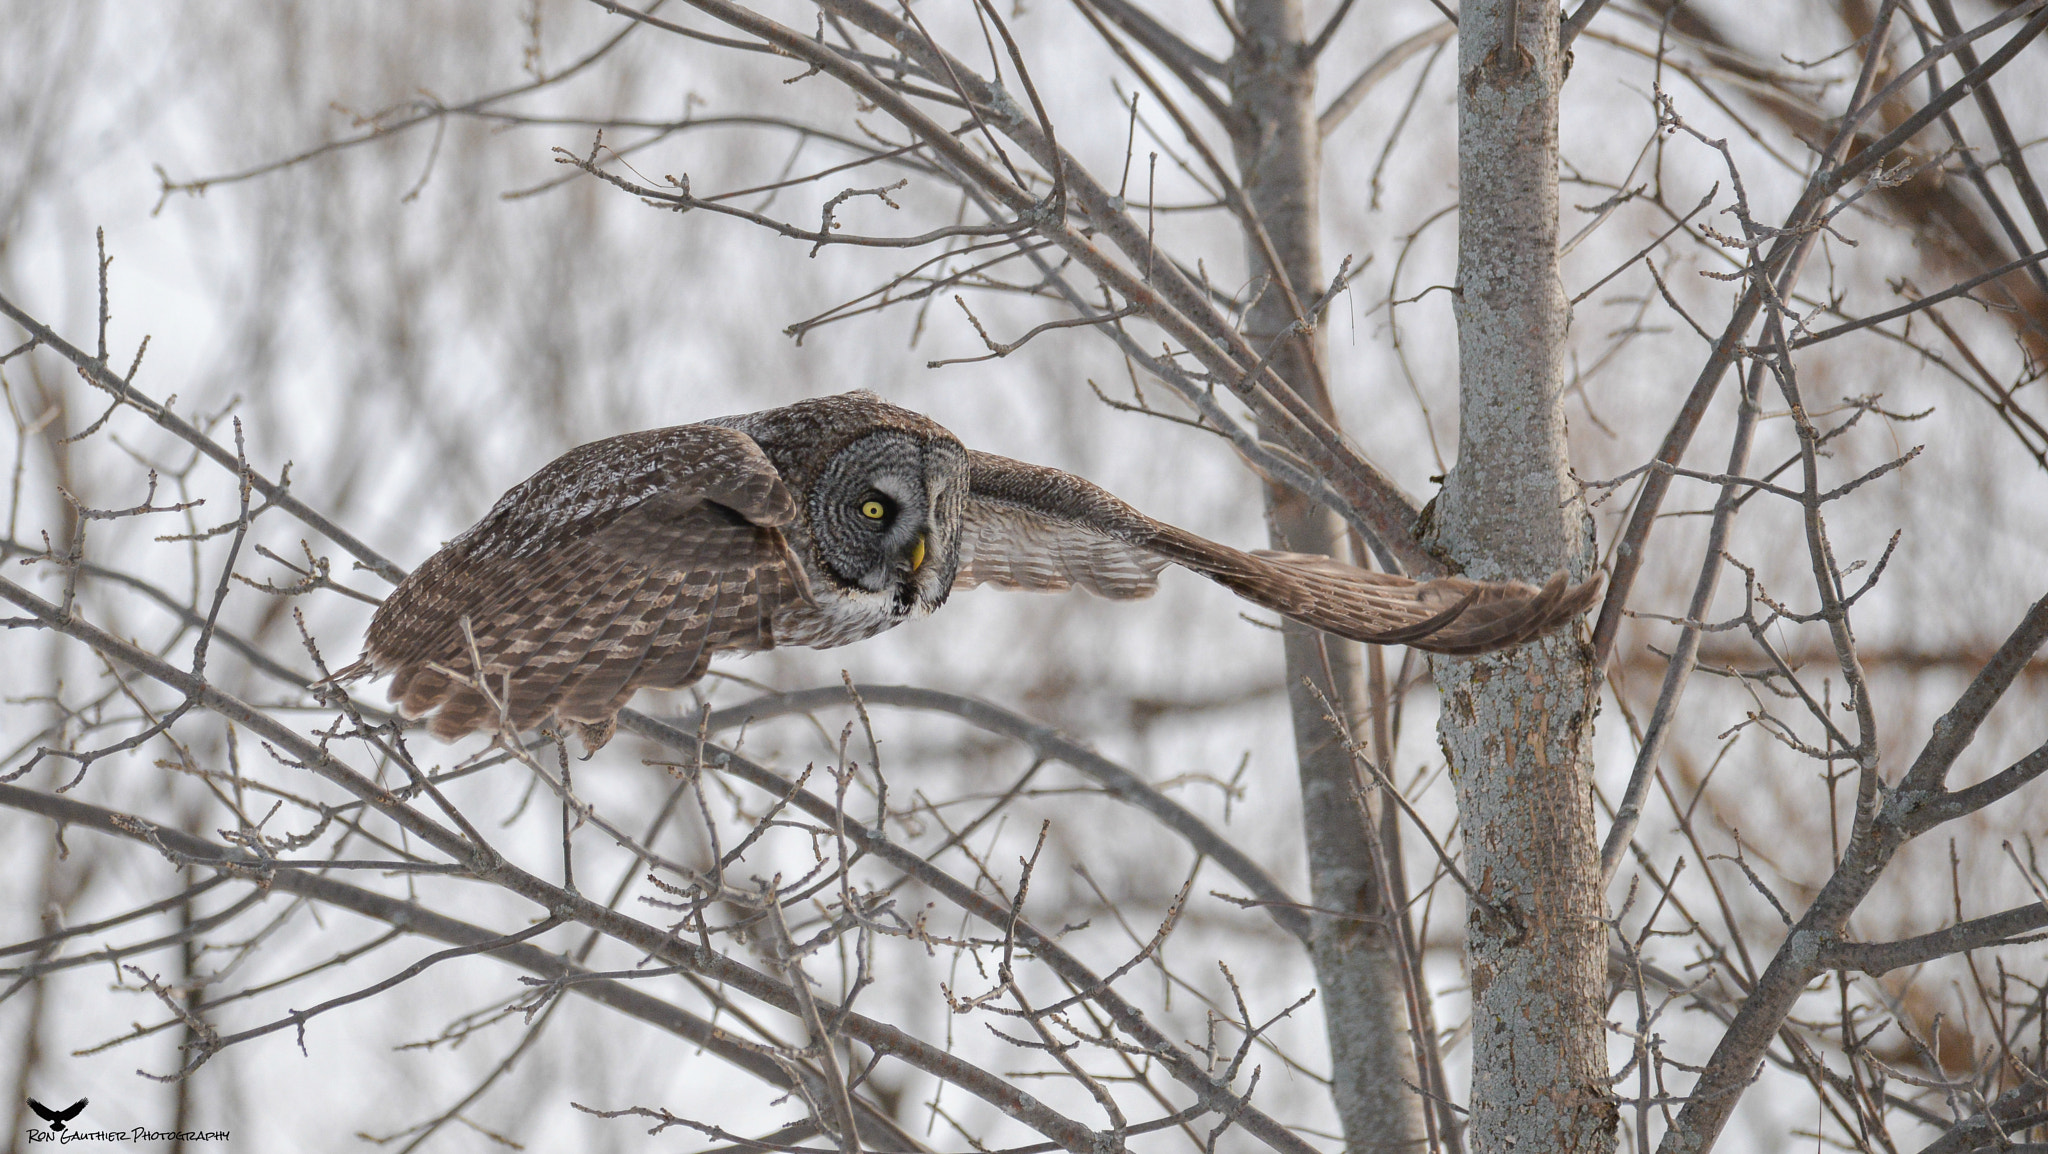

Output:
xmin=770 ymin=589 xmax=920 ymax=649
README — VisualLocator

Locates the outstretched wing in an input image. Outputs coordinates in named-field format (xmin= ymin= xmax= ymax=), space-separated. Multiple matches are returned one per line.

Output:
xmin=957 ymin=451 xmax=1598 ymax=654
xmin=954 ymin=457 xmax=1166 ymax=599
xmin=364 ymin=425 xmax=811 ymax=743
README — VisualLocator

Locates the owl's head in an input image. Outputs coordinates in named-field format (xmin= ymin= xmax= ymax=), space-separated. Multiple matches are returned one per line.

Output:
xmin=807 ymin=429 xmax=969 ymax=617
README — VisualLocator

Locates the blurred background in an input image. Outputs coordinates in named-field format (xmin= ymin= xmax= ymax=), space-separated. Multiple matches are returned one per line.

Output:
xmin=4 ymin=2 xmax=2046 ymax=1150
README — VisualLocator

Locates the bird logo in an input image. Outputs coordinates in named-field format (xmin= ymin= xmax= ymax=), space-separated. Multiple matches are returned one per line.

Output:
xmin=27 ymin=1097 xmax=88 ymax=1132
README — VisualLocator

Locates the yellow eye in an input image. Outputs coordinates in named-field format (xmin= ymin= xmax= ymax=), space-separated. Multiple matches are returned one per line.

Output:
xmin=860 ymin=499 xmax=887 ymax=521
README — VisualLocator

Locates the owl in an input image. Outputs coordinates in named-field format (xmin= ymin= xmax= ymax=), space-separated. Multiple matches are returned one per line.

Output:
xmin=351 ymin=392 xmax=1598 ymax=749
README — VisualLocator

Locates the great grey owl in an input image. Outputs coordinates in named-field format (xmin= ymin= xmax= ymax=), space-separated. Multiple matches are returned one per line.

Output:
xmin=350 ymin=391 xmax=1597 ymax=748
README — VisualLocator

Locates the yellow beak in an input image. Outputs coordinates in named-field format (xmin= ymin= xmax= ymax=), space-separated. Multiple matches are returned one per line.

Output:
xmin=909 ymin=533 xmax=927 ymax=573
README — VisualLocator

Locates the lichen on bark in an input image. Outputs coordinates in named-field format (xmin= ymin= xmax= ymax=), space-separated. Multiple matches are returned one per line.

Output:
xmin=1424 ymin=0 xmax=1615 ymax=1150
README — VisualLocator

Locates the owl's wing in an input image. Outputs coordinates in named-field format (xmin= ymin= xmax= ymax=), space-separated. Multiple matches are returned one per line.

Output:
xmin=958 ymin=451 xmax=1599 ymax=654
xmin=955 ymin=458 xmax=1168 ymax=599
xmin=363 ymin=425 xmax=811 ymax=744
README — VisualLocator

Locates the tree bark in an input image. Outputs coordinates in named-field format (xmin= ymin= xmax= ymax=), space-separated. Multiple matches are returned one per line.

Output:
xmin=1424 ymin=1 xmax=1615 ymax=1151
xmin=1228 ymin=3 xmax=1426 ymax=1150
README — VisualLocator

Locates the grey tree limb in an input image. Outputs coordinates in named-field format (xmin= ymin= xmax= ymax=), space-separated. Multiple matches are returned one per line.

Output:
xmin=1225 ymin=2 xmax=1431 ymax=1150
xmin=1818 ymin=903 xmax=2048 ymax=977
xmin=0 ymin=291 xmax=405 ymax=586
xmin=635 ymin=0 xmax=1439 ymax=573
xmin=1073 ymin=0 xmax=1234 ymax=129
xmin=1590 ymin=2 xmax=2048 ymax=665
xmin=0 ymin=574 xmax=1119 ymax=1154
xmin=1425 ymin=1 xmax=1612 ymax=1151
xmin=0 ymin=782 xmax=931 ymax=1153
xmin=1316 ymin=24 xmax=1454 ymax=137
xmin=701 ymin=684 xmax=1311 ymax=943
xmin=1596 ymin=0 xmax=1901 ymax=882
xmin=1656 ymin=591 xmax=2048 ymax=1152
xmin=610 ymin=710 xmax=1323 ymax=1154
xmin=1915 ymin=1083 xmax=2048 ymax=1154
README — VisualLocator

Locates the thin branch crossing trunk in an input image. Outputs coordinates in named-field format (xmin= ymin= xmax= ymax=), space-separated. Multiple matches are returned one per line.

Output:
xmin=1229 ymin=2 xmax=1426 ymax=1150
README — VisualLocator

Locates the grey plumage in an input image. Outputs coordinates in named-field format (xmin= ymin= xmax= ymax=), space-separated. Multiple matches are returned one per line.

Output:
xmin=354 ymin=391 xmax=1598 ymax=748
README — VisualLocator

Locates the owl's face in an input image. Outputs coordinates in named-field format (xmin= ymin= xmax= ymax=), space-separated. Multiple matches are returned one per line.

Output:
xmin=806 ymin=430 xmax=969 ymax=618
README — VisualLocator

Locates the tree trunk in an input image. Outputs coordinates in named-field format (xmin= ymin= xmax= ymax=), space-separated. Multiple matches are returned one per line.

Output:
xmin=1228 ymin=3 xmax=1426 ymax=1150
xmin=1424 ymin=2 xmax=1614 ymax=1151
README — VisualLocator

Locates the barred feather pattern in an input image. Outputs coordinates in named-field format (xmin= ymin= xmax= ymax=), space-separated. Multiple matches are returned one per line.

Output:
xmin=953 ymin=451 xmax=1162 ymax=603
xmin=364 ymin=424 xmax=809 ymax=747
xmin=356 ymin=393 xmax=1599 ymax=749
xmin=957 ymin=450 xmax=1601 ymax=652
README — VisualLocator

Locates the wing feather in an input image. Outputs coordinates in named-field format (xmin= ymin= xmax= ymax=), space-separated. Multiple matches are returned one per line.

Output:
xmin=955 ymin=502 xmax=1166 ymax=598
xmin=365 ymin=425 xmax=806 ymax=745
xmin=959 ymin=450 xmax=1599 ymax=653
xmin=955 ymin=452 xmax=1166 ymax=599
